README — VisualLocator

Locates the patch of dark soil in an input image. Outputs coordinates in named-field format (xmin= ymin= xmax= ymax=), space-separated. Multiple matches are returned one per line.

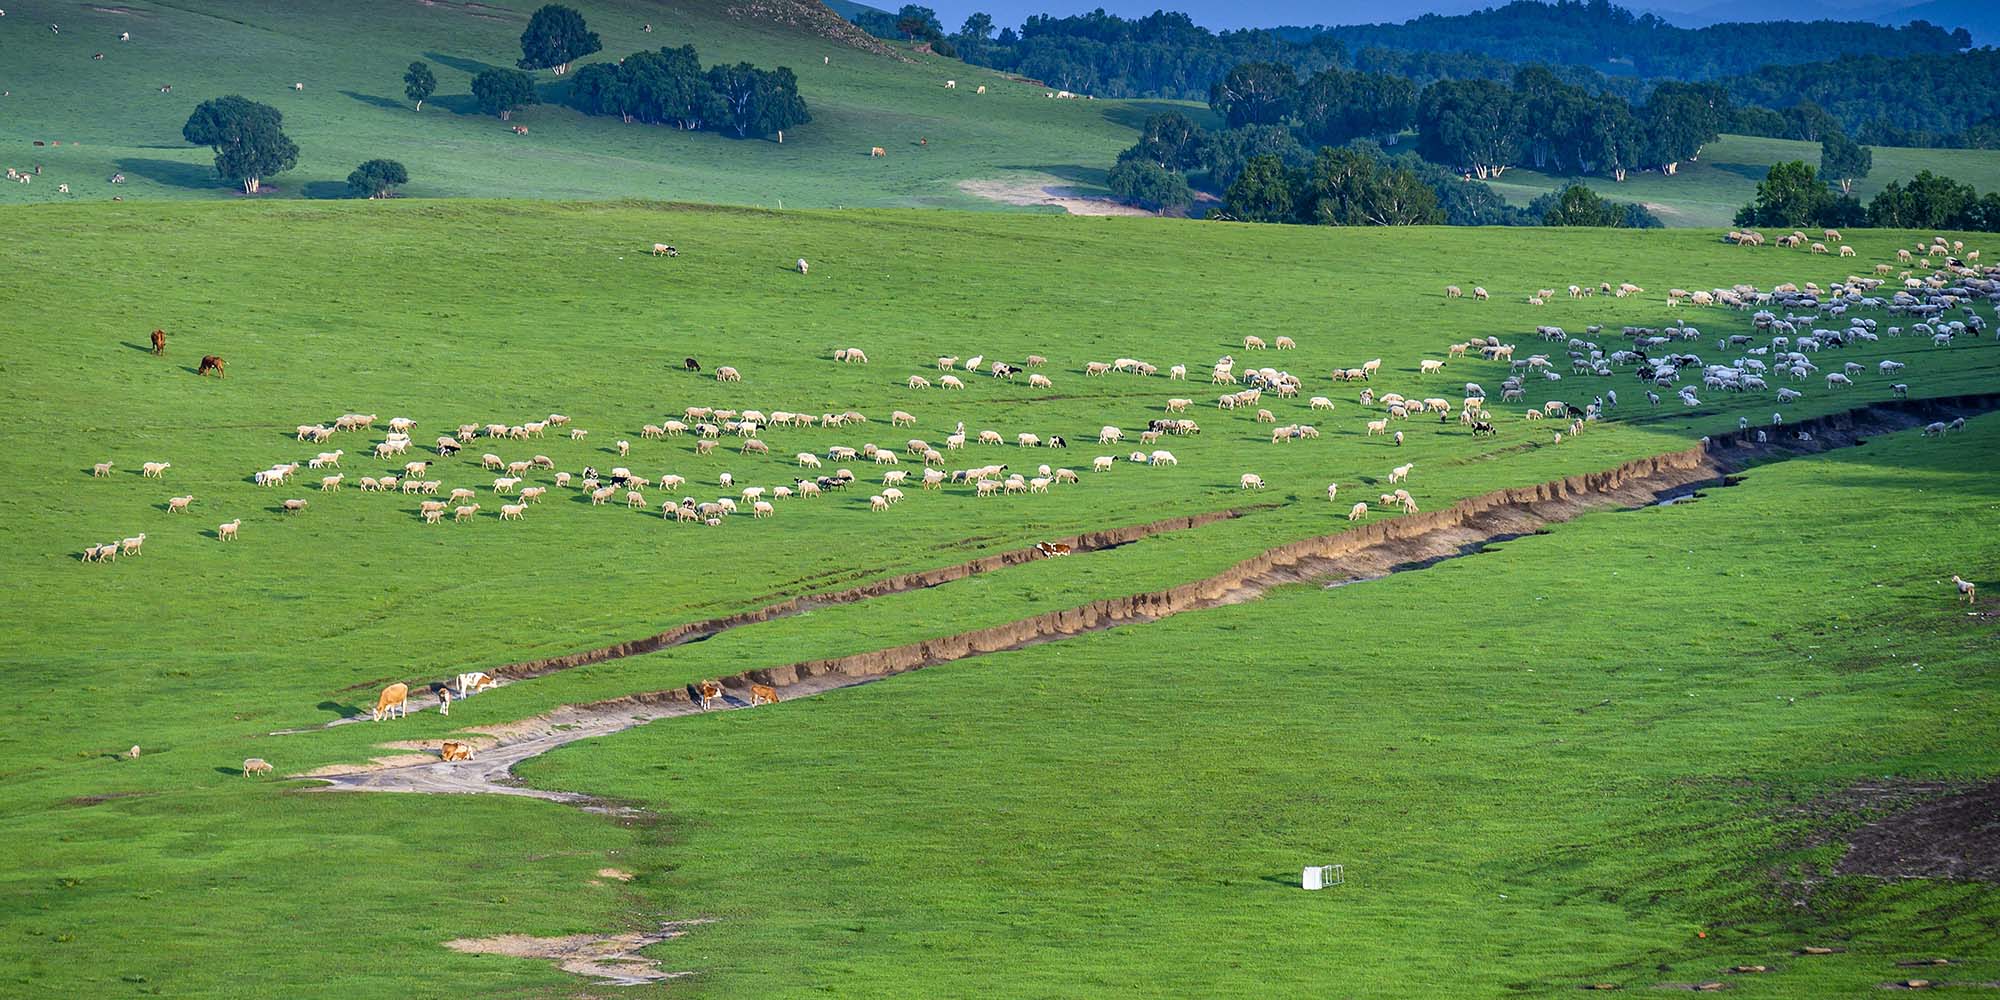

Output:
xmin=1839 ymin=778 xmax=2000 ymax=881
xmin=62 ymin=791 xmax=154 ymax=807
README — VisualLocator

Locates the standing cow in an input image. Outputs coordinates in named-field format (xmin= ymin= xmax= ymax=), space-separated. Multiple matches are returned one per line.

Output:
xmin=149 ymin=329 xmax=166 ymax=356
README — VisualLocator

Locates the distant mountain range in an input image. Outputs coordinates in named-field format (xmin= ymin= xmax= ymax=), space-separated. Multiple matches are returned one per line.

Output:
xmin=1644 ymin=0 xmax=1994 ymax=41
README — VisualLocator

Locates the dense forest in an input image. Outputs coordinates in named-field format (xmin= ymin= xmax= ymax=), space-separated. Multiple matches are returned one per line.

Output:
xmin=1314 ymin=0 xmax=1969 ymax=80
xmin=1720 ymin=49 xmax=2000 ymax=147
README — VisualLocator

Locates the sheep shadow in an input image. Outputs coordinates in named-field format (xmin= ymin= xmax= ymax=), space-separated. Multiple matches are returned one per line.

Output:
xmin=199 ymin=528 xmax=221 ymax=540
xmin=339 ymin=90 xmax=407 ymax=112
xmin=213 ymin=766 xmax=247 ymax=776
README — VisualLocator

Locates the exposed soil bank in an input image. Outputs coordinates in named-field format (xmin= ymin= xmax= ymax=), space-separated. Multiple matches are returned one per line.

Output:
xmin=1839 ymin=777 xmax=2000 ymax=882
xmin=304 ymin=394 xmax=1997 ymax=800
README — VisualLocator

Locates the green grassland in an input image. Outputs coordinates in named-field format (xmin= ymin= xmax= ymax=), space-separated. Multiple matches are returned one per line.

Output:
xmin=1 ymin=201 xmax=1997 ymax=996
xmin=0 ymin=0 xmax=1134 ymax=209
xmin=1489 ymin=134 xmax=2000 ymax=228
xmin=522 ymin=415 xmax=2000 ymax=997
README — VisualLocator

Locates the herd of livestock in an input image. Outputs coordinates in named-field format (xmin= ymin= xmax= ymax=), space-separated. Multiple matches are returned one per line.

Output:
xmin=77 ymin=236 xmax=1997 ymax=574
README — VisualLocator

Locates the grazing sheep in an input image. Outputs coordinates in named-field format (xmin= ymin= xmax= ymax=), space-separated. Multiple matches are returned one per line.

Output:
xmin=499 ymin=503 xmax=526 ymax=520
xmin=120 ymin=533 xmax=146 ymax=556
xmin=1092 ymin=456 xmax=1115 ymax=472
xmin=1348 ymin=501 xmax=1368 ymax=521
xmin=1366 ymin=419 xmax=1388 ymax=436
xmin=166 ymin=494 xmax=194 ymax=513
xmin=141 ymin=461 xmax=171 ymax=478
xmin=1149 ymin=449 xmax=1177 ymax=466
xmin=243 ymin=758 xmax=274 ymax=776
xmin=319 ymin=474 xmax=343 ymax=491
xmin=1953 ymin=575 xmax=1976 ymax=603
xmin=1388 ymin=463 xmax=1412 ymax=484
xmin=91 ymin=461 xmax=113 ymax=477
xmin=1445 ymin=285 xmax=1462 ymax=298
xmin=1243 ymin=335 xmax=1266 ymax=350
xmin=1472 ymin=287 xmax=1489 ymax=300
xmin=1239 ymin=473 xmax=1264 ymax=490
xmin=217 ymin=518 xmax=241 ymax=541
xmin=715 ymin=366 xmax=741 ymax=382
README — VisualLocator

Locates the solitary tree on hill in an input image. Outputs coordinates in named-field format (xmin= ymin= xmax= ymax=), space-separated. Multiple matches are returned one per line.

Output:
xmin=346 ymin=159 xmax=409 ymax=198
xmin=404 ymin=61 xmax=435 ymax=111
xmin=472 ymin=68 xmax=539 ymax=121
xmin=181 ymin=95 xmax=298 ymax=195
xmin=518 ymin=4 xmax=600 ymax=75
xmin=1820 ymin=131 xmax=1873 ymax=195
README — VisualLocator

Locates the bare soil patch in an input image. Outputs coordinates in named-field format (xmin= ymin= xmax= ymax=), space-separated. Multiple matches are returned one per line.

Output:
xmin=1839 ymin=777 xmax=2000 ymax=881
xmin=959 ymin=177 xmax=1156 ymax=217
xmin=445 ymin=920 xmax=709 ymax=986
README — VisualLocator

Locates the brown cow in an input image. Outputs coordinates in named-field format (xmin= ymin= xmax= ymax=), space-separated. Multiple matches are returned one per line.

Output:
xmin=439 ymin=741 xmax=473 ymax=762
xmin=197 ymin=354 xmax=225 ymax=377
xmin=371 ymin=682 xmax=410 ymax=721
xmin=1035 ymin=540 xmax=1072 ymax=557
xmin=749 ymin=684 xmax=779 ymax=706
xmin=150 ymin=329 xmax=165 ymax=356
xmin=695 ymin=679 xmax=725 ymax=710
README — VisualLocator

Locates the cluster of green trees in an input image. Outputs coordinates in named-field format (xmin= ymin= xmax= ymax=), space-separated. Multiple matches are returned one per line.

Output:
xmin=568 ymin=45 xmax=809 ymax=138
xmin=1735 ymin=160 xmax=2000 ymax=232
xmin=1198 ymin=62 xmax=1727 ymax=182
xmin=1107 ymin=109 xmax=1660 ymax=228
xmin=180 ymin=96 xmax=410 ymax=198
xmin=1720 ymin=50 xmax=2000 ymax=148
xmin=1315 ymin=0 xmax=1967 ymax=81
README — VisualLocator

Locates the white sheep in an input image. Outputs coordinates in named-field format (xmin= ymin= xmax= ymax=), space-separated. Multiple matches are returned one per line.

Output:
xmin=499 ymin=503 xmax=527 ymax=520
xmin=1348 ymin=501 xmax=1368 ymax=521
xmin=141 ymin=461 xmax=171 ymax=478
xmin=91 ymin=461 xmax=113 ymax=477
xmin=1325 ymin=483 xmax=1338 ymax=502
xmin=1149 ymin=450 xmax=1177 ymax=466
xmin=1388 ymin=463 xmax=1412 ymax=484
xmin=1953 ymin=575 xmax=1976 ymax=603
xmin=1239 ymin=473 xmax=1264 ymax=490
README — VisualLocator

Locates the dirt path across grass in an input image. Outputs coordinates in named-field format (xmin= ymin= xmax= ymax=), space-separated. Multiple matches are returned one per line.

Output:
xmin=298 ymin=394 xmax=2000 ymax=804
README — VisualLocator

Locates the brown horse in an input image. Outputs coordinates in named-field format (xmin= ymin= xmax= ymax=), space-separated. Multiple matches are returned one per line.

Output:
xmin=149 ymin=329 xmax=165 ymax=356
xmin=197 ymin=354 xmax=225 ymax=377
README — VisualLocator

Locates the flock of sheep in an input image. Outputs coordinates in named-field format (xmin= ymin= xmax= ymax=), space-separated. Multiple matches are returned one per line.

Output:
xmin=76 ymin=235 xmax=1996 ymax=581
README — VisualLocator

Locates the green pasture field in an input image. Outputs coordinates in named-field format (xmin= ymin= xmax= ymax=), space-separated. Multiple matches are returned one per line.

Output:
xmin=0 ymin=200 xmax=1996 ymax=996
xmin=1488 ymin=134 xmax=2000 ymax=228
xmin=523 ymin=415 xmax=2000 ymax=997
xmin=0 ymin=0 xmax=1135 ymax=210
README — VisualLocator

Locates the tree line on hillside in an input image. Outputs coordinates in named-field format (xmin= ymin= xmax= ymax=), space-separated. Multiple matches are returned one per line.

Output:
xmin=1719 ymin=49 xmax=2000 ymax=148
xmin=1200 ymin=63 xmax=1728 ymax=182
xmin=569 ymin=45 xmax=809 ymax=139
xmin=1313 ymin=0 xmax=1967 ymax=81
xmin=844 ymin=0 xmax=1988 ymax=157
xmin=1737 ymin=161 xmax=2000 ymax=232
xmin=1107 ymin=109 xmax=1661 ymax=229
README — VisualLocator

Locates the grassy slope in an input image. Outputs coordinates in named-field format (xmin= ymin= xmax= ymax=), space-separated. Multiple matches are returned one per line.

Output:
xmin=1 ymin=202 xmax=1997 ymax=995
xmin=0 ymin=0 xmax=1132 ymax=209
xmin=524 ymin=417 xmax=2000 ymax=998
xmin=1487 ymin=134 xmax=2000 ymax=228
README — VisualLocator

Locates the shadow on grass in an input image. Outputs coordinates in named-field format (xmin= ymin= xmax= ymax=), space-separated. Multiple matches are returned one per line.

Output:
xmin=1000 ymin=163 xmax=1108 ymax=187
xmin=1707 ymin=160 xmax=1771 ymax=182
xmin=422 ymin=51 xmax=507 ymax=76
xmin=340 ymin=90 xmax=407 ymax=112
xmin=120 ymin=341 xmax=155 ymax=354
xmin=300 ymin=180 xmax=350 ymax=200
xmin=1099 ymin=99 xmax=1220 ymax=132
xmin=112 ymin=157 xmax=216 ymax=190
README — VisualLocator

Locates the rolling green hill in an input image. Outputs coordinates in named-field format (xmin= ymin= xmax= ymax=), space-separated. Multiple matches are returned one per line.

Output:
xmin=0 ymin=0 xmax=1134 ymax=209
xmin=1 ymin=200 xmax=1997 ymax=995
